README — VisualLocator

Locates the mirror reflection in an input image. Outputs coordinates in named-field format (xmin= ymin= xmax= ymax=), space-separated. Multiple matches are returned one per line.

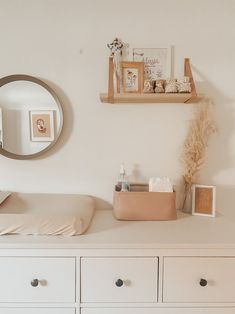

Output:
xmin=0 ymin=75 xmax=63 ymax=159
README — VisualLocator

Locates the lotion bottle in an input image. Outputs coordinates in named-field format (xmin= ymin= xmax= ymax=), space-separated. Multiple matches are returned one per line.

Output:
xmin=117 ymin=163 xmax=129 ymax=192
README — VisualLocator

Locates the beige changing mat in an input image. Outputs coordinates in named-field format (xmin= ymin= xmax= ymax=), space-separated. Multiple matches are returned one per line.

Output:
xmin=0 ymin=193 xmax=95 ymax=236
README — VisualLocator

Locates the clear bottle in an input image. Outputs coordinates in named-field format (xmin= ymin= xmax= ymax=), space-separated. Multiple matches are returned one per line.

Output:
xmin=115 ymin=163 xmax=129 ymax=192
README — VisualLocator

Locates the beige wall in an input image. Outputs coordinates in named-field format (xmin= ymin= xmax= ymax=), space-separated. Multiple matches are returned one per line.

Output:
xmin=0 ymin=0 xmax=234 ymax=209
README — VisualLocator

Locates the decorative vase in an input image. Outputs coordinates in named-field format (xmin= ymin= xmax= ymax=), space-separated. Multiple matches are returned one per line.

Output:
xmin=181 ymin=183 xmax=192 ymax=214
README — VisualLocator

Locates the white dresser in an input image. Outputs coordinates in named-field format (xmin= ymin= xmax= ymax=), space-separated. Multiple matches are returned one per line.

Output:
xmin=0 ymin=209 xmax=235 ymax=314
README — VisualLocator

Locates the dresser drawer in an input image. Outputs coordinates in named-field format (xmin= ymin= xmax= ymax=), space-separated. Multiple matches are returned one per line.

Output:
xmin=0 ymin=309 xmax=75 ymax=314
xmin=0 ymin=258 xmax=75 ymax=303
xmin=163 ymin=257 xmax=235 ymax=303
xmin=81 ymin=257 xmax=158 ymax=302
xmin=82 ymin=308 xmax=235 ymax=314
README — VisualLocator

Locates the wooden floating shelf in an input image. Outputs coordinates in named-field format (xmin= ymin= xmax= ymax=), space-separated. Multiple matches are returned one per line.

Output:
xmin=100 ymin=57 xmax=203 ymax=104
xmin=100 ymin=92 xmax=203 ymax=104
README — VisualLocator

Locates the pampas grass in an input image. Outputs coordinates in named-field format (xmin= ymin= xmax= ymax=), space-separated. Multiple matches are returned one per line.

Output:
xmin=181 ymin=98 xmax=217 ymax=211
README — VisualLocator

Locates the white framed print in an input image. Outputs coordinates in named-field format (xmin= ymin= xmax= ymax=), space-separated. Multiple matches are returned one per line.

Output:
xmin=192 ymin=184 xmax=216 ymax=217
xmin=133 ymin=46 xmax=172 ymax=80
xmin=30 ymin=110 xmax=54 ymax=142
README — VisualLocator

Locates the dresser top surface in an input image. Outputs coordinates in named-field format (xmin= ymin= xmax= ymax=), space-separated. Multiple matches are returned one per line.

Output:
xmin=0 ymin=209 xmax=234 ymax=249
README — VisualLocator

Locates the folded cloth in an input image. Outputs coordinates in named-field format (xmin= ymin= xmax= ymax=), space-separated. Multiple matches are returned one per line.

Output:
xmin=165 ymin=79 xmax=178 ymax=93
xmin=177 ymin=82 xmax=191 ymax=93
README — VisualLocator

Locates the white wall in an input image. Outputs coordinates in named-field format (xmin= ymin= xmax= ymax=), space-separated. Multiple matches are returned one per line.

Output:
xmin=0 ymin=0 xmax=234 ymax=211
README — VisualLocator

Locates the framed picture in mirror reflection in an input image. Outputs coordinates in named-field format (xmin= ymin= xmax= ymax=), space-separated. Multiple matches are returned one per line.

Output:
xmin=30 ymin=110 xmax=54 ymax=142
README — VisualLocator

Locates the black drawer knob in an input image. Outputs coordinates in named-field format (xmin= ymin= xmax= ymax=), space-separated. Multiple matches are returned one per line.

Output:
xmin=31 ymin=279 xmax=39 ymax=287
xmin=115 ymin=279 xmax=124 ymax=287
xmin=199 ymin=278 xmax=208 ymax=287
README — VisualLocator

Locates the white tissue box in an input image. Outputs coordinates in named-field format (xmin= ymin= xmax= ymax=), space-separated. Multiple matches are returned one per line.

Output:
xmin=149 ymin=177 xmax=173 ymax=192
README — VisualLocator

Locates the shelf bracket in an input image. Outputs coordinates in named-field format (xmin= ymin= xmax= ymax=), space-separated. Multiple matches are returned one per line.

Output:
xmin=107 ymin=56 xmax=114 ymax=103
xmin=184 ymin=58 xmax=198 ymax=103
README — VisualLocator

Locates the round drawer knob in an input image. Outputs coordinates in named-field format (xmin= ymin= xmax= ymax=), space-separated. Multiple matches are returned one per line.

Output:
xmin=199 ymin=278 xmax=208 ymax=287
xmin=31 ymin=279 xmax=39 ymax=287
xmin=115 ymin=279 xmax=124 ymax=287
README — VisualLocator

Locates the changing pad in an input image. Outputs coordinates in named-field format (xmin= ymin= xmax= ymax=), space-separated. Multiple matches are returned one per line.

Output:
xmin=0 ymin=192 xmax=95 ymax=236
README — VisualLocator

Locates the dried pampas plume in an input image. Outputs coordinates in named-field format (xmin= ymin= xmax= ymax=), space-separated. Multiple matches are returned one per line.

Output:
xmin=181 ymin=98 xmax=217 ymax=211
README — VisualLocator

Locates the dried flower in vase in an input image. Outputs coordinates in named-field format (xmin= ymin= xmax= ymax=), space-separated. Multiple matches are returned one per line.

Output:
xmin=107 ymin=38 xmax=124 ymax=56
xmin=181 ymin=98 xmax=217 ymax=212
xmin=107 ymin=38 xmax=125 ymax=93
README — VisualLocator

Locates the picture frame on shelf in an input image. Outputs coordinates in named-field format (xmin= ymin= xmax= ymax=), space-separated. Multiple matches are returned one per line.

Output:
xmin=30 ymin=110 xmax=54 ymax=142
xmin=133 ymin=46 xmax=172 ymax=81
xmin=192 ymin=184 xmax=216 ymax=217
xmin=121 ymin=61 xmax=144 ymax=93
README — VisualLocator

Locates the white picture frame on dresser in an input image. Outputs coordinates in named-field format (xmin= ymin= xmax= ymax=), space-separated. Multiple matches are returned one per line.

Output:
xmin=192 ymin=184 xmax=216 ymax=217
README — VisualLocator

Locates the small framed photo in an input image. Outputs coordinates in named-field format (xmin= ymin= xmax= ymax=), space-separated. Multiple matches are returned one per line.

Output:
xmin=30 ymin=110 xmax=54 ymax=142
xmin=121 ymin=61 xmax=144 ymax=93
xmin=133 ymin=46 xmax=172 ymax=80
xmin=192 ymin=185 xmax=216 ymax=217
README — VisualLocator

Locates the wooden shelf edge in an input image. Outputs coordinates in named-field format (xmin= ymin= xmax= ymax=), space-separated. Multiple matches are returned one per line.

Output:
xmin=99 ymin=93 xmax=203 ymax=104
xmin=185 ymin=95 xmax=204 ymax=103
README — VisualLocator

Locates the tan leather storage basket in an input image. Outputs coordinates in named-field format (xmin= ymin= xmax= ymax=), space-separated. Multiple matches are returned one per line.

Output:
xmin=113 ymin=191 xmax=177 ymax=221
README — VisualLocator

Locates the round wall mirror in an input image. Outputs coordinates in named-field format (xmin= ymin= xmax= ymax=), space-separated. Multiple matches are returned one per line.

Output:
xmin=0 ymin=75 xmax=63 ymax=159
